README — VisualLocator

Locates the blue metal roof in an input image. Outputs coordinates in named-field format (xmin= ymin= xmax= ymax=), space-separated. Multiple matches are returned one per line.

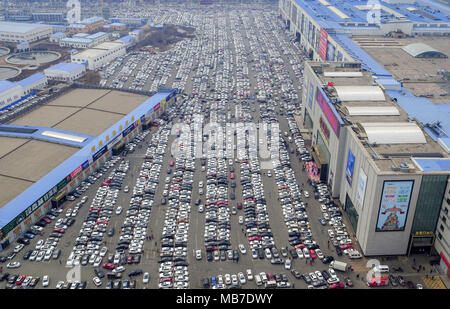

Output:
xmin=413 ymin=158 xmax=450 ymax=172
xmin=50 ymin=32 xmax=65 ymax=38
xmin=86 ymin=32 xmax=107 ymax=39
xmin=116 ymin=35 xmax=134 ymax=44
xmin=16 ymin=73 xmax=46 ymax=88
xmin=60 ymin=37 xmax=93 ymax=44
xmin=46 ymin=62 xmax=84 ymax=73
xmin=0 ymin=80 xmax=17 ymax=93
xmin=0 ymin=89 xmax=176 ymax=229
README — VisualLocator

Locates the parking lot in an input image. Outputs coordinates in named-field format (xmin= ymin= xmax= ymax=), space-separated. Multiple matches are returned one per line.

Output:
xmin=0 ymin=3 xmax=436 ymax=290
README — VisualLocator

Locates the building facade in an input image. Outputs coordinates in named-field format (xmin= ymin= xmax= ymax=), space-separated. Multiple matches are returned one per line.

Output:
xmin=0 ymin=21 xmax=52 ymax=43
xmin=44 ymin=62 xmax=86 ymax=82
xmin=71 ymin=42 xmax=126 ymax=70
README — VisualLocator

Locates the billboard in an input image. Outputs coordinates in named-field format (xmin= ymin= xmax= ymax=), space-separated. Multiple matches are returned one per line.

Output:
xmin=92 ymin=145 xmax=107 ymax=162
xmin=318 ymin=28 xmax=328 ymax=61
xmin=376 ymin=180 xmax=414 ymax=232
xmin=345 ymin=150 xmax=355 ymax=186
xmin=316 ymin=86 xmax=342 ymax=136
xmin=356 ymin=169 xmax=367 ymax=209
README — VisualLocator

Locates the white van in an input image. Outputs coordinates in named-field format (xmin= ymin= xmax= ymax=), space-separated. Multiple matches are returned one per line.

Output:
xmin=348 ymin=250 xmax=362 ymax=259
xmin=373 ymin=265 xmax=389 ymax=273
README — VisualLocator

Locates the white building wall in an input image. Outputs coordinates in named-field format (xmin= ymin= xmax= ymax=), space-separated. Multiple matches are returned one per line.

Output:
xmin=0 ymin=85 xmax=24 ymax=108
xmin=21 ymin=76 xmax=48 ymax=95
xmin=44 ymin=67 xmax=86 ymax=82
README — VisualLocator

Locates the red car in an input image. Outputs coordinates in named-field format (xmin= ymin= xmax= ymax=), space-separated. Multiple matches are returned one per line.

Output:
xmin=169 ymin=161 xmax=174 ymax=167
xmin=329 ymin=283 xmax=345 ymax=289
xmin=53 ymin=228 xmax=65 ymax=234
xmin=230 ymin=173 xmax=235 ymax=179
xmin=102 ymin=263 xmax=115 ymax=270
xmin=237 ymin=202 xmax=242 ymax=210
xmin=97 ymin=220 xmax=108 ymax=225
xmin=367 ymin=276 xmax=389 ymax=287
xmin=159 ymin=278 xmax=172 ymax=283
xmin=127 ymin=256 xmax=134 ymax=264
xmin=340 ymin=244 xmax=354 ymax=250
xmin=41 ymin=217 xmax=51 ymax=224
xmin=309 ymin=249 xmax=317 ymax=259
xmin=16 ymin=275 xmax=26 ymax=285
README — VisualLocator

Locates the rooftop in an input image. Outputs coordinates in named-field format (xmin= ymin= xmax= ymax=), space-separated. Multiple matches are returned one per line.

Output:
xmin=309 ymin=61 xmax=448 ymax=172
xmin=16 ymin=73 xmax=46 ymax=88
xmin=0 ymin=88 xmax=148 ymax=208
xmin=45 ymin=62 xmax=84 ymax=73
xmin=60 ymin=37 xmax=94 ymax=44
xmin=0 ymin=21 xmax=51 ymax=34
xmin=0 ymin=80 xmax=18 ymax=93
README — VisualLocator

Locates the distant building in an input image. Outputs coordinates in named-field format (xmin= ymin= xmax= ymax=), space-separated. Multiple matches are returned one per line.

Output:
xmin=49 ymin=32 xmax=66 ymax=43
xmin=129 ymin=29 xmax=144 ymax=41
xmin=0 ymin=81 xmax=23 ymax=109
xmin=71 ymin=41 xmax=126 ymax=70
xmin=32 ymin=12 xmax=65 ymax=24
xmin=69 ymin=16 xmax=106 ymax=34
xmin=0 ymin=21 xmax=52 ymax=43
xmin=44 ymin=62 xmax=86 ymax=82
xmin=105 ymin=22 xmax=127 ymax=31
xmin=59 ymin=38 xmax=95 ymax=49
xmin=16 ymin=73 xmax=47 ymax=95
xmin=16 ymin=42 xmax=30 ymax=52
xmin=115 ymin=35 xmax=136 ymax=49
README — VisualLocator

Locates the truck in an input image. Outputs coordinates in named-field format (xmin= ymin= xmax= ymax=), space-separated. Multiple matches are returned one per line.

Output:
xmin=330 ymin=260 xmax=348 ymax=272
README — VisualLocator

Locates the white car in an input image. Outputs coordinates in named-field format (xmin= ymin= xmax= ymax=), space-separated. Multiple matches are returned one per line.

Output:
xmin=238 ymin=216 xmax=244 ymax=224
xmin=42 ymin=275 xmax=50 ymax=287
xmin=238 ymin=272 xmax=246 ymax=284
xmin=143 ymin=272 xmax=150 ymax=284
xmin=246 ymin=269 xmax=253 ymax=281
xmin=238 ymin=244 xmax=246 ymax=254
xmin=224 ymin=274 xmax=232 ymax=285
xmin=124 ymin=186 xmax=130 ymax=193
xmin=35 ymin=239 xmax=44 ymax=250
xmin=93 ymin=276 xmax=102 ymax=287
xmin=99 ymin=247 xmax=108 ymax=257
xmin=304 ymin=191 xmax=310 ymax=198
xmin=7 ymin=261 xmax=20 ymax=268
xmin=195 ymin=250 xmax=202 ymax=260
xmin=285 ymin=258 xmax=292 ymax=270
xmin=115 ymin=206 xmax=123 ymax=215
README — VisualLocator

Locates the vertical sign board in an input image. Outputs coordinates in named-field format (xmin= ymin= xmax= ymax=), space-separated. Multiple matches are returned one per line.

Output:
xmin=318 ymin=28 xmax=328 ymax=61
xmin=356 ymin=169 xmax=367 ymax=209
xmin=316 ymin=86 xmax=341 ymax=136
xmin=376 ymin=180 xmax=414 ymax=232
xmin=345 ymin=150 xmax=355 ymax=186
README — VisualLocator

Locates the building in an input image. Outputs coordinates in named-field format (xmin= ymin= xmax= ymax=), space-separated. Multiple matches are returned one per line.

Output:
xmin=282 ymin=0 xmax=450 ymax=272
xmin=0 ymin=87 xmax=177 ymax=248
xmin=0 ymin=21 xmax=52 ymax=43
xmin=71 ymin=42 xmax=126 ymax=70
xmin=115 ymin=35 xmax=136 ymax=49
xmin=435 ymin=179 xmax=450 ymax=277
xmin=49 ymin=32 xmax=66 ymax=43
xmin=16 ymin=73 xmax=47 ymax=95
xmin=0 ymin=81 xmax=23 ymax=109
xmin=129 ymin=29 xmax=145 ymax=41
xmin=301 ymin=61 xmax=450 ymax=256
xmin=0 ymin=73 xmax=47 ymax=110
xmin=44 ymin=62 xmax=86 ymax=82
xmin=32 ymin=12 xmax=65 ymax=24
xmin=85 ymin=32 xmax=110 ymax=45
xmin=105 ymin=22 xmax=127 ymax=31
xmin=68 ymin=17 xmax=106 ymax=34
xmin=16 ymin=41 xmax=30 ymax=52
xmin=110 ymin=17 xmax=147 ymax=27
xmin=59 ymin=37 xmax=95 ymax=49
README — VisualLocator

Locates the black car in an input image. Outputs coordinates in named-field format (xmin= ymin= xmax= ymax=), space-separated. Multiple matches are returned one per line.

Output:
xmin=290 ymin=249 xmax=298 ymax=259
xmin=203 ymin=278 xmax=210 ymax=288
xmin=94 ymin=268 xmax=105 ymax=279
xmin=302 ymin=274 xmax=312 ymax=285
xmin=322 ymin=256 xmax=334 ymax=264
xmin=206 ymin=251 xmax=213 ymax=262
xmin=129 ymin=269 xmax=143 ymax=277
xmin=107 ymin=228 xmax=115 ymax=237
xmin=321 ymin=270 xmax=330 ymax=281
xmin=22 ymin=250 xmax=33 ymax=260
xmin=134 ymin=254 xmax=141 ymax=264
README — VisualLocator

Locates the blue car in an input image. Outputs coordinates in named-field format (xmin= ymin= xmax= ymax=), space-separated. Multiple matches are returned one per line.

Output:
xmin=24 ymin=233 xmax=35 ymax=239
xmin=167 ymin=168 xmax=172 ymax=174
xmin=319 ymin=218 xmax=327 ymax=226
xmin=211 ymin=276 xmax=217 ymax=286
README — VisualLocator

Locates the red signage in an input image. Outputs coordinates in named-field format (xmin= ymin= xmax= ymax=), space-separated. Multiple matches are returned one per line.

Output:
xmin=153 ymin=103 xmax=160 ymax=111
xmin=319 ymin=28 xmax=328 ymax=61
xmin=70 ymin=165 xmax=83 ymax=179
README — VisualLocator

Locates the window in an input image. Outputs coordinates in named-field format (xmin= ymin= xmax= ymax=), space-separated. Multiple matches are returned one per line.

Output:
xmin=438 ymin=232 xmax=442 ymax=240
xmin=443 ymin=216 xmax=447 ymax=224
xmin=440 ymin=224 xmax=444 ymax=232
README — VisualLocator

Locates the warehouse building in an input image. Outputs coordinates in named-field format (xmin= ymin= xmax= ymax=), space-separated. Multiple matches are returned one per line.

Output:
xmin=0 ymin=21 xmax=52 ymax=43
xmin=59 ymin=37 xmax=96 ymax=49
xmin=70 ymin=42 xmax=126 ymax=70
xmin=0 ymin=87 xmax=177 ymax=248
xmin=0 ymin=73 xmax=47 ymax=110
xmin=16 ymin=73 xmax=47 ymax=95
xmin=0 ymin=81 xmax=23 ymax=109
xmin=49 ymin=32 xmax=66 ymax=43
xmin=44 ymin=62 xmax=86 ymax=82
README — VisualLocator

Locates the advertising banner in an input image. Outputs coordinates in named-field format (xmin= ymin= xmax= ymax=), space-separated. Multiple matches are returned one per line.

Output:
xmin=93 ymin=145 xmax=107 ymax=162
xmin=376 ymin=180 xmax=414 ymax=232
xmin=13 ymin=225 xmax=22 ymax=237
xmin=356 ymin=169 xmax=367 ymax=209
xmin=316 ymin=86 xmax=342 ymax=136
xmin=122 ymin=123 xmax=135 ymax=138
xmin=82 ymin=160 xmax=89 ymax=170
xmin=70 ymin=164 xmax=83 ymax=179
xmin=23 ymin=217 xmax=32 ymax=228
xmin=318 ymin=28 xmax=328 ymax=61
xmin=345 ymin=150 xmax=355 ymax=186
xmin=153 ymin=102 xmax=160 ymax=112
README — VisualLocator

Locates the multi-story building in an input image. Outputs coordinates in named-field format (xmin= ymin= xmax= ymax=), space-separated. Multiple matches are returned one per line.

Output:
xmin=70 ymin=41 xmax=126 ymax=70
xmin=301 ymin=61 xmax=450 ymax=256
